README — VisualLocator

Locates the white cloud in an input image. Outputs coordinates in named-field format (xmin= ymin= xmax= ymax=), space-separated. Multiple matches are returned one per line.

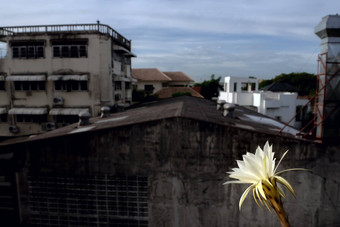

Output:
xmin=1 ymin=0 xmax=338 ymax=81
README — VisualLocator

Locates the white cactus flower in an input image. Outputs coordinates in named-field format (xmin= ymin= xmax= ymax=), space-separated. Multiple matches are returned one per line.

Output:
xmin=223 ymin=141 xmax=307 ymax=227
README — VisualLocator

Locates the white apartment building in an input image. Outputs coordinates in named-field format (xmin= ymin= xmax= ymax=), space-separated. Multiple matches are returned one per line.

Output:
xmin=0 ymin=22 xmax=135 ymax=137
xmin=218 ymin=76 xmax=308 ymax=128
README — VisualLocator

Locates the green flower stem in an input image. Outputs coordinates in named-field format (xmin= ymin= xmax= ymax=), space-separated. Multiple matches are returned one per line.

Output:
xmin=263 ymin=181 xmax=290 ymax=227
xmin=268 ymin=197 xmax=290 ymax=227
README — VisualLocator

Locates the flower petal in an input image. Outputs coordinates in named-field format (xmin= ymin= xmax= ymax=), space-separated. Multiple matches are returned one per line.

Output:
xmin=252 ymin=188 xmax=262 ymax=208
xmin=256 ymin=181 xmax=267 ymax=200
xmin=274 ymin=175 xmax=296 ymax=198
xmin=276 ymin=168 xmax=310 ymax=175
xmin=273 ymin=150 xmax=289 ymax=174
xmin=239 ymin=184 xmax=254 ymax=210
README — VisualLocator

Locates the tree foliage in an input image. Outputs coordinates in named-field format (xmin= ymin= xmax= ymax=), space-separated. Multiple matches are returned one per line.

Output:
xmin=259 ymin=72 xmax=316 ymax=96
xmin=195 ymin=74 xmax=222 ymax=100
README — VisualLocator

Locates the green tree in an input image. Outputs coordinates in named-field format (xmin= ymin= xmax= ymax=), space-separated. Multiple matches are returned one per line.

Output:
xmin=195 ymin=74 xmax=222 ymax=100
xmin=259 ymin=72 xmax=316 ymax=96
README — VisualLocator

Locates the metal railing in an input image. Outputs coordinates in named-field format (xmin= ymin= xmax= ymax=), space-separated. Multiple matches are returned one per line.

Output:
xmin=0 ymin=23 xmax=131 ymax=49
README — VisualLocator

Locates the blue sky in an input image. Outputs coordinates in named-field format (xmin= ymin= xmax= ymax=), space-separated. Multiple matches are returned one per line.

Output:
xmin=1 ymin=0 xmax=339 ymax=82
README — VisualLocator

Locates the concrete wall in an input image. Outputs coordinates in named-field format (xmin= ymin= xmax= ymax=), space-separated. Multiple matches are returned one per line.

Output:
xmin=3 ymin=117 xmax=339 ymax=226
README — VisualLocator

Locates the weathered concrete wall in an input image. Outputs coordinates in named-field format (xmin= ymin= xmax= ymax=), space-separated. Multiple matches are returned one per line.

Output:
xmin=7 ymin=117 xmax=340 ymax=226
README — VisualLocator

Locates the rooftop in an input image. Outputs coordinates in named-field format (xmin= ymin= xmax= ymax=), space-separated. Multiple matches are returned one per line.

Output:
xmin=261 ymin=82 xmax=298 ymax=92
xmin=0 ymin=96 xmax=303 ymax=146
xmin=154 ymin=87 xmax=203 ymax=99
xmin=163 ymin=72 xmax=194 ymax=82
xmin=132 ymin=68 xmax=171 ymax=82
xmin=0 ymin=22 xmax=131 ymax=50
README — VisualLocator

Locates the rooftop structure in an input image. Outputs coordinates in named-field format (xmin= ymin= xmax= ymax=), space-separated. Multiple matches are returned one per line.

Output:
xmin=0 ymin=22 xmax=135 ymax=137
xmin=0 ymin=96 xmax=337 ymax=226
xmin=219 ymin=76 xmax=309 ymax=129
xmin=314 ymin=14 xmax=340 ymax=140
xmin=132 ymin=68 xmax=194 ymax=95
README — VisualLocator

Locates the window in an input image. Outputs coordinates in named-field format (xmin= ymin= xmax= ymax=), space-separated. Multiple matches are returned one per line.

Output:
xmin=233 ymin=82 xmax=237 ymax=92
xmin=11 ymin=41 xmax=45 ymax=58
xmin=115 ymin=94 xmax=121 ymax=101
xmin=54 ymin=80 xmax=88 ymax=91
xmin=144 ymin=85 xmax=154 ymax=95
xmin=16 ymin=114 xmax=47 ymax=123
xmin=51 ymin=40 xmax=88 ymax=58
xmin=125 ymin=82 xmax=131 ymax=90
xmin=0 ymin=81 xmax=5 ymax=90
xmin=0 ymin=114 xmax=7 ymax=123
xmin=115 ymin=81 xmax=121 ymax=90
xmin=14 ymin=81 xmax=45 ymax=91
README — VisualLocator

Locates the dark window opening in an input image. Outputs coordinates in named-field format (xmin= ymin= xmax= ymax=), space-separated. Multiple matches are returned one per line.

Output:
xmin=0 ymin=81 xmax=5 ymax=90
xmin=53 ymin=46 xmax=60 ymax=57
xmin=14 ymin=81 xmax=46 ymax=91
xmin=115 ymin=81 xmax=121 ymax=90
xmin=12 ymin=47 xmax=19 ymax=58
xmin=61 ymin=46 xmax=69 ymax=57
xmin=80 ymin=81 xmax=88 ymax=90
xmin=125 ymin=82 xmax=131 ymax=90
xmin=20 ymin=47 xmax=27 ymax=58
xmin=54 ymin=80 xmax=87 ymax=91
xmin=16 ymin=114 xmax=47 ymax=123
xmin=51 ymin=40 xmax=88 ymax=58
xmin=36 ymin=46 xmax=44 ymax=58
xmin=79 ymin=46 xmax=87 ymax=57
xmin=0 ymin=114 xmax=7 ymax=123
xmin=70 ymin=46 xmax=78 ymax=57
xmin=144 ymin=84 xmax=154 ymax=95
xmin=11 ymin=42 xmax=45 ymax=59
xmin=27 ymin=46 xmax=35 ymax=58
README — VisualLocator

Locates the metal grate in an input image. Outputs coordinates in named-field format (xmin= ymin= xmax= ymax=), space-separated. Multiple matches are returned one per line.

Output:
xmin=27 ymin=175 xmax=148 ymax=227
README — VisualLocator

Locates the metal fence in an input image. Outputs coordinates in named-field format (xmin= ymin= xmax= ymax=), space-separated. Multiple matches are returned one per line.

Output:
xmin=0 ymin=23 xmax=131 ymax=50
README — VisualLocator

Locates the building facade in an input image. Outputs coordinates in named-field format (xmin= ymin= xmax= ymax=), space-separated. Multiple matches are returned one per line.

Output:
xmin=0 ymin=22 xmax=135 ymax=137
xmin=219 ymin=76 xmax=309 ymax=128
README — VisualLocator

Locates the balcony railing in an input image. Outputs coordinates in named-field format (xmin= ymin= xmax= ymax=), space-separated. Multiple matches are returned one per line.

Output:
xmin=0 ymin=23 xmax=131 ymax=50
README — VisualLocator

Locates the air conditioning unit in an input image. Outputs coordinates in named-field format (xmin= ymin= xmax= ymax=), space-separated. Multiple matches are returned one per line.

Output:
xmin=9 ymin=125 xmax=19 ymax=134
xmin=53 ymin=96 xmax=64 ymax=106
xmin=42 ymin=122 xmax=56 ymax=131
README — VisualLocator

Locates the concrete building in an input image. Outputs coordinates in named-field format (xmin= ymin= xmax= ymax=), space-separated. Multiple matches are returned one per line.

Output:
xmin=0 ymin=96 xmax=338 ymax=226
xmin=218 ymin=76 xmax=308 ymax=128
xmin=0 ymin=22 xmax=135 ymax=137
xmin=132 ymin=68 xmax=194 ymax=95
